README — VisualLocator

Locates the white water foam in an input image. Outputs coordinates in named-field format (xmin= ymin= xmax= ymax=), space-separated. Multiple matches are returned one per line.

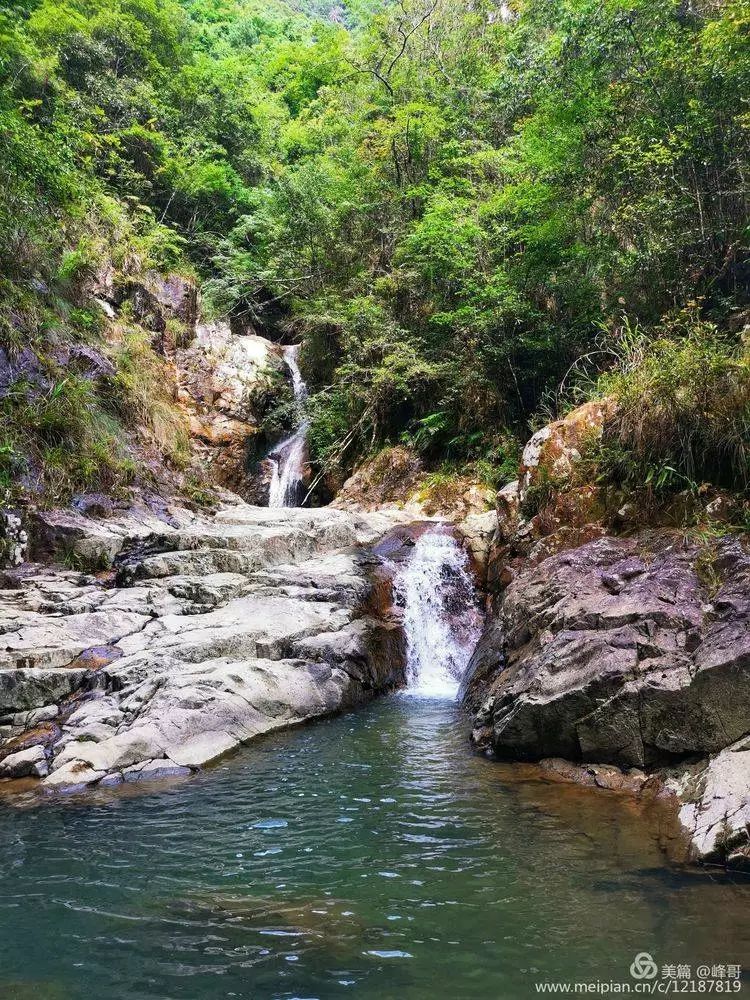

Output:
xmin=393 ymin=526 xmax=483 ymax=698
xmin=268 ymin=344 xmax=309 ymax=508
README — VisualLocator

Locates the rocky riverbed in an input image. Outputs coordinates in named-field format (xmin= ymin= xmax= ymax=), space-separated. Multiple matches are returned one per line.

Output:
xmin=0 ymin=503 xmax=410 ymax=791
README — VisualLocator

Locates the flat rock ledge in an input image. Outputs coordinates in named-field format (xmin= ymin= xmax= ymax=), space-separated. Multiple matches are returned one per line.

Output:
xmin=463 ymin=530 xmax=750 ymax=870
xmin=0 ymin=504 xmax=409 ymax=793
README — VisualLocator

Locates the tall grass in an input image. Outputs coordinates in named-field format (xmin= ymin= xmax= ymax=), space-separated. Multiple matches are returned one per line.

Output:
xmin=597 ymin=312 xmax=750 ymax=492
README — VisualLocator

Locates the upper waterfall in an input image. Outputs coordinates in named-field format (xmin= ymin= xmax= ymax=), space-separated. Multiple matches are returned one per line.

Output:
xmin=392 ymin=525 xmax=483 ymax=698
xmin=268 ymin=344 xmax=309 ymax=508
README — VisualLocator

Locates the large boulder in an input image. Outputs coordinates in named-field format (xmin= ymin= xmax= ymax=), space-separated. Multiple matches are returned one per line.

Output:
xmin=463 ymin=529 xmax=750 ymax=867
xmin=333 ymin=446 xmax=493 ymax=519
xmin=484 ymin=402 xmax=617 ymax=591
xmin=464 ymin=532 xmax=750 ymax=767
xmin=333 ymin=446 xmax=424 ymax=511
xmin=519 ymin=398 xmax=616 ymax=496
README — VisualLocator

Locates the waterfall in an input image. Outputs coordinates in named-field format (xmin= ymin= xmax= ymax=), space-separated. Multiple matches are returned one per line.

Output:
xmin=392 ymin=525 xmax=483 ymax=698
xmin=268 ymin=344 xmax=309 ymax=508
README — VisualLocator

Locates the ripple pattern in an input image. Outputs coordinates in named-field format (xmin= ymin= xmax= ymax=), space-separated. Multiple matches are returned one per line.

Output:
xmin=1 ymin=697 xmax=749 ymax=999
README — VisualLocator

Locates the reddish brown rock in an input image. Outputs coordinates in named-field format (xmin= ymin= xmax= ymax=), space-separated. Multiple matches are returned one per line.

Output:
xmin=538 ymin=758 xmax=649 ymax=794
xmin=519 ymin=398 xmax=616 ymax=494
xmin=334 ymin=446 xmax=493 ymax=519
xmin=0 ymin=722 xmax=60 ymax=762
xmin=62 ymin=646 xmax=124 ymax=672
xmin=175 ymin=322 xmax=284 ymax=500
xmin=333 ymin=447 xmax=424 ymax=511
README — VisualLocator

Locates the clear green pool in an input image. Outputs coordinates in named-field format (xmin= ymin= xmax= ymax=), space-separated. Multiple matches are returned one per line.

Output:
xmin=1 ymin=695 xmax=749 ymax=999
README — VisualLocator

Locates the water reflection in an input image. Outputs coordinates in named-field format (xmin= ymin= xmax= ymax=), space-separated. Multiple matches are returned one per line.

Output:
xmin=0 ymin=697 xmax=749 ymax=999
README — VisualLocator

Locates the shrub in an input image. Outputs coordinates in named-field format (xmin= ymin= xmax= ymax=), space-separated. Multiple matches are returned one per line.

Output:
xmin=108 ymin=329 xmax=190 ymax=466
xmin=0 ymin=374 xmax=135 ymax=502
xmin=597 ymin=313 xmax=750 ymax=493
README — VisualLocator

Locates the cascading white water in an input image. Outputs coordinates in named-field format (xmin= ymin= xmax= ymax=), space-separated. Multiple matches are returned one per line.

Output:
xmin=268 ymin=344 xmax=309 ymax=508
xmin=392 ymin=525 xmax=483 ymax=698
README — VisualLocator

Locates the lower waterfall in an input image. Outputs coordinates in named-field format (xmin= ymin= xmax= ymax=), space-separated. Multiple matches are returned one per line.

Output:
xmin=392 ymin=525 xmax=483 ymax=697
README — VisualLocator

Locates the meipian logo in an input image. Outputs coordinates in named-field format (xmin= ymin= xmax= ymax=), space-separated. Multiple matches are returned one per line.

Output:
xmin=630 ymin=952 xmax=659 ymax=980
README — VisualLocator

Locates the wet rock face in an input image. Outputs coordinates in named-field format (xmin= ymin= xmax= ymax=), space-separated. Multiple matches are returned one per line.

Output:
xmin=464 ymin=532 xmax=750 ymax=769
xmin=0 ymin=505 xmax=410 ymax=793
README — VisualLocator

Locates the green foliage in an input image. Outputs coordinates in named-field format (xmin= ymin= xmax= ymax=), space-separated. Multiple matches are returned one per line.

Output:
xmin=1 ymin=0 xmax=749 ymax=502
xmin=0 ymin=375 xmax=136 ymax=503
xmin=108 ymin=329 xmax=190 ymax=465
xmin=597 ymin=312 xmax=750 ymax=493
xmin=198 ymin=0 xmax=750 ymax=487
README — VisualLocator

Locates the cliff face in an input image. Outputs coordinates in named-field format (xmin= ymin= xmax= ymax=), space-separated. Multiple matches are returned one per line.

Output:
xmin=462 ymin=404 xmax=750 ymax=870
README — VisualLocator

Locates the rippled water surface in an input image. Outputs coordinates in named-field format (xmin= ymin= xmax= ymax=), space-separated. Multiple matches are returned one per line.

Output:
xmin=1 ymin=696 xmax=749 ymax=999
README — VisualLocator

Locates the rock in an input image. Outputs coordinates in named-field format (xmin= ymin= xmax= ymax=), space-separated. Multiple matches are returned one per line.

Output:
xmin=58 ymin=720 xmax=117 ymax=744
xmin=1 ymin=504 xmax=412 ymax=793
xmin=537 ymin=757 xmax=648 ymax=794
xmin=29 ymin=509 xmax=125 ymax=566
xmin=465 ymin=526 xmax=750 ymax=869
xmin=66 ymin=696 xmax=123 ymax=729
xmin=176 ymin=323 xmax=283 ymax=498
xmin=0 ymin=670 xmax=89 ymax=714
xmin=0 ymin=745 xmax=48 ymax=778
xmin=0 ymin=510 xmax=28 ymax=567
xmin=333 ymin=445 xmax=493 ymax=519
xmin=0 ymin=722 xmax=60 ymax=760
xmin=28 ymin=503 xmax=196 ymax=567
xmin=53 ymin=725 xmax=166 ymax=774
xmin=72 ymin=493 xmax=115 ymax=519
xmin=456 ymin=510 xmax=497 ymax=584
xmin=95 ymin=297 xmax=116 ymax=320
xmin=0 ymin=608 xmax=152 ymax=670
xmin=333 ymin=446 xmax=424 ymax=511
xmin=122 ymin=758 xmax=191 ymax=782
xmin=145 ymin=272 xmax=198 ymax=331
xmin=164 ymin=731 xmax=239 ymax=769
xmin=668 ymin=742 xmax=750 ymax=867
xmin=464 ymin=532 xmax=750 ymax=770
xmin=496 ymin=481 xmax=520 ymax=542
xmin=476 ymin=401 xmax=618 ymax=585
xmin=120 ymin=273 xmax=198 ymax=353
xmin=42 ymin=759 xmax=106 ymax=791
xmin=25 ymin=705 xmax=58 ymax=726
xmin=63 ymin=646 xmax=123 ymax=672
xmin=518 ymin=398 xmax=616 ymax=496
xmin=59 ymin=344 xmax=116 ymax=381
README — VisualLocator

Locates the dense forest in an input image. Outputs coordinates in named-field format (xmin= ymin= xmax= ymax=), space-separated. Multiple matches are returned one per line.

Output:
xmin=1 ymin=0 xmax=749 ymax=505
